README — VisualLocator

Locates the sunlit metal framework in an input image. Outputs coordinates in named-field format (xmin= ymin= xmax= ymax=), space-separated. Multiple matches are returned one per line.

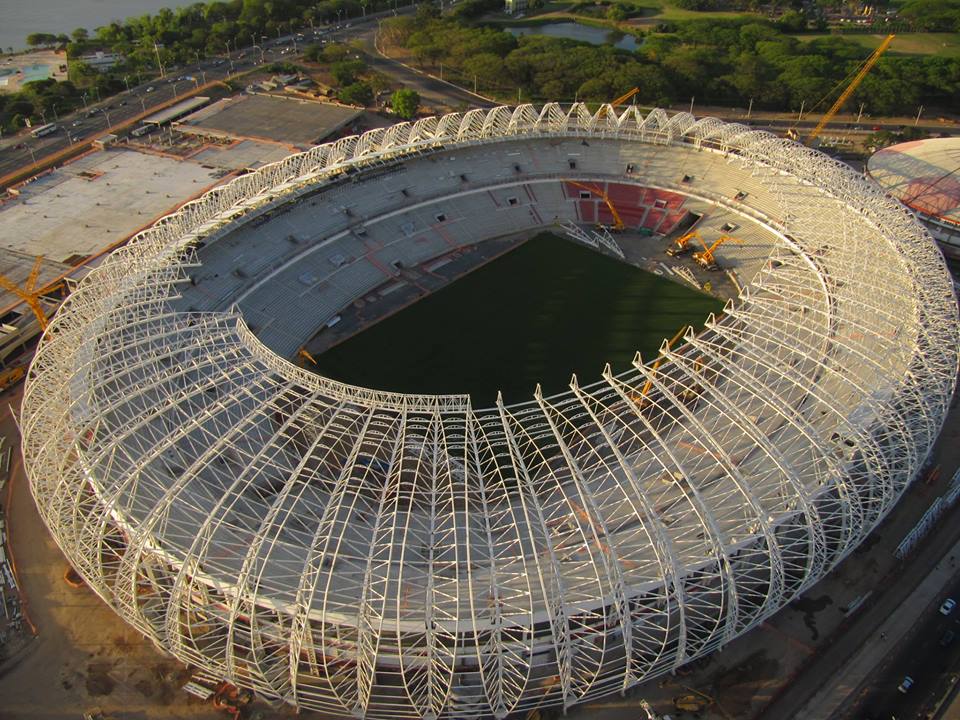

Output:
xmin=21 ymin=104 xmax=959 ymax=719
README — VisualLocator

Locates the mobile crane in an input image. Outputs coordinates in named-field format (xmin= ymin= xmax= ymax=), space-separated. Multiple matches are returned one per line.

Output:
xmin=692 ymin=235 xmax=741 ymax=271
xmin=596 ymin=87 xmax=640 ymax=120
xmin=0 ymin=255 xmax=64 ymax=332
xmin=632 ymin=325 xmax=689 ymax=409
xmin=804 ymin=34 xmax=895 ymax=144
xmin=665 ymin=229 xmax=702 ymax=257
xmin=567 ymin=180 xmax=625 ymax=232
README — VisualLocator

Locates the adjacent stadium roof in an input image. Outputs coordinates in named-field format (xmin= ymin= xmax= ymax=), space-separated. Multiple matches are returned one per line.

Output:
xmin=867 ymin=136 xmax=960 ymax=229
xmin=22 ymin=104 xmax=959 ymax=719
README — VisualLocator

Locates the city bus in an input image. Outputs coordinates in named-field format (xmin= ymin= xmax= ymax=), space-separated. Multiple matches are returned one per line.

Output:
xmin=30 ymin=123 xmax=58 ymax=138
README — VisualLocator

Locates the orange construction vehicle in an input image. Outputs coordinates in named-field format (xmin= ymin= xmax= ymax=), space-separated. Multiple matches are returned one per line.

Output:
xmin=567 ymin=180 xmax=625 ymax=232
xmin=665 ymin=229 xmax=702 ymax=257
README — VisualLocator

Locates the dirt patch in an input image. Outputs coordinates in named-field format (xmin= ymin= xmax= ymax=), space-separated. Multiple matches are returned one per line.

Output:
xmin=85 ymin=660 xmax=116 ymax=696
xmin=710 ymin=648 xmax=781 ymax=716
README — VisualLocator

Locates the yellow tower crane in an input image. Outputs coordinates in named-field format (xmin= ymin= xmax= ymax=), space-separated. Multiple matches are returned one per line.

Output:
xmin=805 ymin=34 xmax=895 ymax=144
xmin=0 ymin=255 xmax=62 ymax=331
xmin=567 ymin=180 xmax=625 ymax=232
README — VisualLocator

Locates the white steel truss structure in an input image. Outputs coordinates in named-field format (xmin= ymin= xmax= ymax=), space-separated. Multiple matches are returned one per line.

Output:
xmin=21 ymin=104 xmax=960 ymax=719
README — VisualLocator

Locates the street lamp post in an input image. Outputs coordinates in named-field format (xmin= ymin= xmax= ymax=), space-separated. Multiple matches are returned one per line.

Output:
xmin=123 ymin=75 xmax=130 ymax=92
xmin=61 ymin=125 xmax=74 ymax=144
xmin=172 ymin=81 xmax=181 ymax=98
xmin=100 ymin=108 xmax=112 ymax=129
xmin=81 ymin=92 xmax=88 ymax=110
xmin=138 ymin=96 xmax=146 ymax=113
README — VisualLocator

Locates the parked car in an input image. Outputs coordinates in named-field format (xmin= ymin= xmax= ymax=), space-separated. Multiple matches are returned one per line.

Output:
xmin=941 ymin=598 xmax=956 ymax=616
xmin=898 ymin=676 xmax=914 ymax=694
xmin=145 ymin=86 xmax=155 ymax=92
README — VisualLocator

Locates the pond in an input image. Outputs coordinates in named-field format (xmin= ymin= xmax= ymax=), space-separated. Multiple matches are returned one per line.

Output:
xmin=505 ymin=21 xmax=641 ymax=52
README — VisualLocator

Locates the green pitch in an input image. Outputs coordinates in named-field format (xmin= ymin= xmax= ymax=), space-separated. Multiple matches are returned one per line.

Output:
xmin=313 ymin=233 xmax=724 ymax=406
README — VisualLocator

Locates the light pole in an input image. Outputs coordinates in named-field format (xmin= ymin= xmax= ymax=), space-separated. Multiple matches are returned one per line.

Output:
xmin=194 ymin=50 xmax=200 ymax=66
xmin=61 ymin=125 xmax=74 ymax=144
xmin=200 ymin=70 xmax=206 ymax=85
xmin=123 ymin=75 xmax=130 ymax=92
xmin=27 ymin=145 xmax=36 ymax=165
xmin=252 ymin=44 xmax=264 ymax=64
xmin=81 ymin=92 xmax=88 ymax=110
xmin=915 ymin=105 xmax=924 ymax=127
xmin=94 ymin=86 xmax=101 ymax=102
xmin=138 ymin=95 xmax=146 ymax=113
xmin=172 ymin=81 xmax=181 ymax=98
xmin=100 ymin=107 xmax=112 ymax=129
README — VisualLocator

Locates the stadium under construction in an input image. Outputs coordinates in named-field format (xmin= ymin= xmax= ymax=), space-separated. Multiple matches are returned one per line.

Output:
xmin=20 ymin=104 xmax=960 ymax=719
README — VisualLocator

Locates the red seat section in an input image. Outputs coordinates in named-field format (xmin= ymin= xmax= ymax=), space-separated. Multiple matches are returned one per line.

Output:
xmin=579 ymin=200 xmax=596 ymax=223
xmin=562 ymin=182 xmax=687 ymax=232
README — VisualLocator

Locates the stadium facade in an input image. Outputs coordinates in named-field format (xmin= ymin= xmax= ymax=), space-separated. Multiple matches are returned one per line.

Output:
xmin=21 ymin=104 xmax=960 ymax=718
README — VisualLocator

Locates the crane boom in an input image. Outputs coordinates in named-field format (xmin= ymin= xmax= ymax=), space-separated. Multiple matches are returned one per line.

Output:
xmin=597 ymin=87 xmax=639 ymax=120
xmin=806 ymin=34 xmax=895 ymax=143
xmin=567 ymin=180 xmax=625 ymax=231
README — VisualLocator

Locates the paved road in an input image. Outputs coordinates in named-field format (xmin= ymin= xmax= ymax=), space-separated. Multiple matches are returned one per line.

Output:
xmin=849 ymin=575 xmax=960 ymax=720
xmin=757 ymin=475 xmax=960 ymax=718
xmin=357 ymin=23 xmax=495 ymax=111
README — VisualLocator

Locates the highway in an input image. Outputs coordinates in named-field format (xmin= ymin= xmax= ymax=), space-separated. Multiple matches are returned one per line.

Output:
xmin=0 ymin=13 xmax=396 ymax=183
xmin=849 ymin=575 xmax=960 ymax=720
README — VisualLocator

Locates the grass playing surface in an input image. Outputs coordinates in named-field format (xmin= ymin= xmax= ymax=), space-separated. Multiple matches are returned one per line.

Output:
xmin=313 ymin=233 xmax=724 ymax=406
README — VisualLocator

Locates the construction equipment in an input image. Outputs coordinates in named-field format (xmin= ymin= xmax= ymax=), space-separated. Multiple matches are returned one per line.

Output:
xmin=0 ymin=255 xmax=64 ymax=332
xmin=674 ymin=693 xmax=712 ymax=712
xmin=596 ymin=87 xmax=639 ymax=119
xmin=665 ymin=229 xmax=702 ymax=257
xmin=693 ymin=234 xmax=741 ymax=271
xmin=567 ymin=180 xmax=625 ymax=232
xmin=632 ymin=325 xmax=689 ymax=409
xmin=0 ymin=365 xmax=25 ymax=393
xmin=805 ymin=34 xmax=895 ymax=143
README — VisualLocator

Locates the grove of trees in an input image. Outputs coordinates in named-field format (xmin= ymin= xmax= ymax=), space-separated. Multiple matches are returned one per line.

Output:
xmin=383 ymin=12 xmax=960 ymax=115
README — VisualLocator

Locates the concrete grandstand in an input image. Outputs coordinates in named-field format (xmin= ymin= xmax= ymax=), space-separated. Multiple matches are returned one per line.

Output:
xmin=20 ymin=104 xmax=960 ymax=719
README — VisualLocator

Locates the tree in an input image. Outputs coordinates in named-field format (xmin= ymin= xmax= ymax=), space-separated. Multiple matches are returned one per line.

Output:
xmin=607 ymin=3 xmax=629 ymax=21
xmin=26 ymin=33 xmax=58 ymax=47
xmin=71 ymin=28 xmax=89 ymax=43
xmin=339 ymin=81 xmax=373 ymax=106
xmin=391 ymin=88 xmax=420 ymax=119
xmin=331 ymin=59 xmax=366 ymax=85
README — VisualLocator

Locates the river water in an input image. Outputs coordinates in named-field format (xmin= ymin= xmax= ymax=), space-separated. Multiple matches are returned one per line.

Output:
xmin=506 ymin=21 xmax=641 ymax=52
xmin=0 ymin=0 xmax=186 ymax=53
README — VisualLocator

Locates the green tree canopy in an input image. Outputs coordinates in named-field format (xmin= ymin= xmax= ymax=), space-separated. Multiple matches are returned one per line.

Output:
xmin=391 ymin=88 xmax=420 ymax=119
